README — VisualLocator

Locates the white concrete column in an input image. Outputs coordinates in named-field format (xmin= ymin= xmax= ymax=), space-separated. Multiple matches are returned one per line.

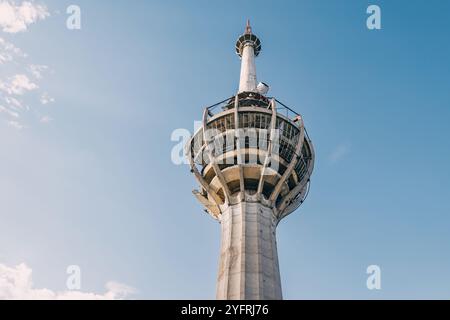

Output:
xmin=239 ymin=44 xmax=258 ymax=93
xmin=216 ymin=200 xmax=283 ymax=300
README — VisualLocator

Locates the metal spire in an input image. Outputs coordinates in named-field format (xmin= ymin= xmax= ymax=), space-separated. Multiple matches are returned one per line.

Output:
xmin=245 ymin=19 xmax=252 ymax=34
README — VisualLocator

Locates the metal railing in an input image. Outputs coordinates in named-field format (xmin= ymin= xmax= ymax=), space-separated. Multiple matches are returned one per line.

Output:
xmin=204 ymin=95 xmax=313 ymax=146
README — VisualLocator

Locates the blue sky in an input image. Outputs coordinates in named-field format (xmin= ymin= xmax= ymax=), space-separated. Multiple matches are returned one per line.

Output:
xmin=1 ymin=0 xmax=449 ymax=299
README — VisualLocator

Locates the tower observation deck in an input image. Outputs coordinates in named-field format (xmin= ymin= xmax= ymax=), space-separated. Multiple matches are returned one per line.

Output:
xmin=186 ymin=21 xmax=315 ymax=300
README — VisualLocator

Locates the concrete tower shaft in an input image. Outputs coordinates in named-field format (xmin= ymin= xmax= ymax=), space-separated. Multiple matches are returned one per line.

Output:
xmin=236 ymin=20 xmax=261 ymax=93
xmin=186 ymin=22 xmax=315 ymax=300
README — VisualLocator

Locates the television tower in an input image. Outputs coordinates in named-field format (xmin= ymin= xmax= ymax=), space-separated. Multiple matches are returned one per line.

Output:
xmin=186 ymin=21 xmax=315 ymax=300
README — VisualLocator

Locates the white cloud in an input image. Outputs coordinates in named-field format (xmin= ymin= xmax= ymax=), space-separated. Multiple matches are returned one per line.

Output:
xmin=0 ymin=263 xmax=137 ymax=300
xmin=4 ymin=96 xmax=23 ymax=109
xmin=7 ymin=120 xmax=24 ymax=129
xmin=28 ymin=64 xmax=48 ymax=79
xmin=0 ymin=37 xmax=26 ymax=64
xmin=0 ymin=74 xmax=38 ymax=95
xmin=329 ymin=143 xmax=350 ymax=164
xmin=40 ymin=92 xmax=54 ymax=105
xmin=0 ymin=1 xmax=50 ymax=33
xmin=39 ymin=115 xmax=51 ymax=123
xmin=0 ymin=104 xmax=19 ymax=117
xmin=0 ymin=4 xmax=54 ymax=128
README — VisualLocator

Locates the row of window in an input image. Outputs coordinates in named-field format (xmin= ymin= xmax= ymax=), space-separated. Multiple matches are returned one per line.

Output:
xmin=207 ymin=112 xmax=300 ymax=141
xmin=191 ymin=130 xmax=313 ymax=182
xmin=294 ymin=144 xmax=313 ymax=181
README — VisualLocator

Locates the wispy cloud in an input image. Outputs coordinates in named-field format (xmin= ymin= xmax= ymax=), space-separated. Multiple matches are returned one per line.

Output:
xmin=0 ymin=37 xmax=26 ymax=63
xmin=39 ymin=92 xmax=54 ymax=105
xmin=0 ymin=2 xmax=54 ymax=129
xmin=28 ymin=64 xmax=48 ymax=79
xmin=329 ymin=143 xmax=351 ymax=164
xmin=39 ymin=115 xmax=51 ymax=123
xmin=7 ymin=119 xmax=24 ymax=129
xmin=5 ymin=96 xmax=22 ymax=107
xmin=0 ymin=0 xmax=49 ymax=33
xmin=0 ymin=104 xmax=18 ymax=117
xmin=0 ymin=263 xmax=137 ymax=300
xmin=0 ymin=74 xmax=38 ymax=95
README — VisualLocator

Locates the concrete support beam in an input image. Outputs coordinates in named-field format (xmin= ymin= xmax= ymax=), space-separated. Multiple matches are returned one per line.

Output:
xmin=269 ymin=119 xmax=305 ymax=204
xmin=203 ymin=108 xmax=232 ymax=203
xmin=234 ymin=95 xmax=245 ymax=200
xmin=257 ymin=99 xmax=278 ymax=197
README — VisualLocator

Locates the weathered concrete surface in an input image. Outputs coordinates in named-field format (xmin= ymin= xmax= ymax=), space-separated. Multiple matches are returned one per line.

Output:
xmin=216 ymin=199 xmax=282 ymax=300
xmin=239 ymin=44 xmax=258 ymax=93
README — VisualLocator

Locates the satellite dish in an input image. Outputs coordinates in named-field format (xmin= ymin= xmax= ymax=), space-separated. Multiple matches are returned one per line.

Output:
xmin=257 ymin=82 xmax=270 ymax=95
